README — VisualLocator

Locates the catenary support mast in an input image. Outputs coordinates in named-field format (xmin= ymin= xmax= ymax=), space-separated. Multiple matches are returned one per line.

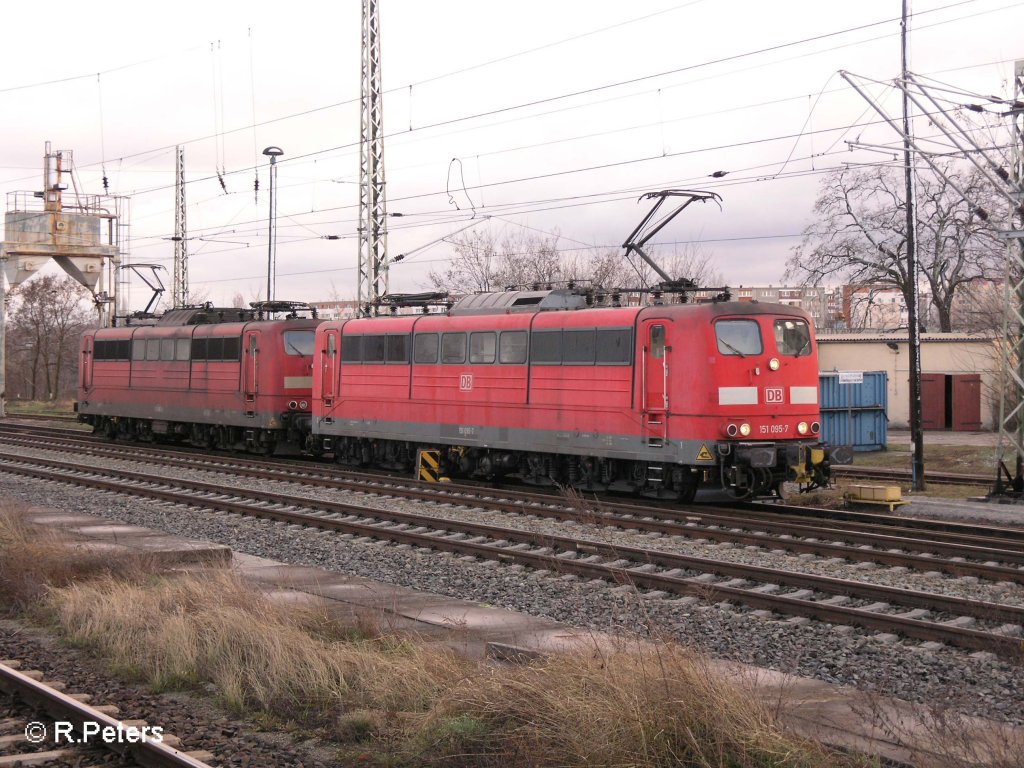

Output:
xmin=173 ymin=145 xmax=188 ymax=308
xmin=358 ymin=0 xmax=388 ymax=315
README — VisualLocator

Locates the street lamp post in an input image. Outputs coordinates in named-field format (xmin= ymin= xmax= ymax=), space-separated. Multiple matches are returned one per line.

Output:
xmin=262 ymin=146 xmax=284 ymax=306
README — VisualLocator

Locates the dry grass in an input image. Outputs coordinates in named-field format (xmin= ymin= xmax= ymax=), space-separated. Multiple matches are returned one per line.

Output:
xmin=852 ymin=444 xmax=993 ymax=476
xmin=0 ymin=504 xmax=148 ymax=609
xmin=5 ymin=503 xmax=984 ymax=767
xmin=43 ymin=569 xmax=855 ymax=767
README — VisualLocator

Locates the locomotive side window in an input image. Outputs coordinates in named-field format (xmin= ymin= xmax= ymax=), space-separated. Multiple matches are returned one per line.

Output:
xmin=206 ymin=338 xmax=224 ymax=360
xmin=222 ymin=336 xmax=241 ymax=361
xmin=469 ymin=332 xmax=496 ymax=364
xmin=596 ymin=328 xmax=632 ymax=364
xmin=413 ymin=333 xmax=438 ymax=364
xmin=774 ymin=319 xmax=811 ymax=357
xmin=160 ymin=339 xmax=175 ymax=361
xmin=175 ymin=339 xmax=191 ymax=361
xmin=341 ymin=335 xmax=362 ymax=363
xmin=132 ymin=339 xmax=146 ymax=361
xmin=95 ymin=340 xmax=131 ymax=361
xmin=363 ymin=335 xmax=387 ymax=363
xmin=650 ymin=325 xmax=666 ymax=359
xmin=145 ymin=339 xmax=160 ymax=361
xmin=563 ymin=329 xmax=596 ymax=364
xmin=441 ymin=332 xmax=467 ymax=364
xmin=499 ymin=331 xmax=527 ymax=364
xmin=530 ymin=330 xmax=561 ymax=364
xmin=328 ymin=334 xmax=337 ymax=358
xmin=715 ymin=320 xmax=763 ymax=357
xmin=283 ymin=330 xmax=316 ymax=356
xmin=386 ymin=334 xmax=409 ymax=363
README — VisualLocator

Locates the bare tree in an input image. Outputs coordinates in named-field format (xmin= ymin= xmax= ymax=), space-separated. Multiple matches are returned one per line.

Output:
xmin=785 ymin=161 xmax=1004 ymax=332
xmin=427 ymin=228 xmax=563 ymax=294
xmin=430 ymin=226 xmax=724 ymax=296
xmin=7 ymin=274 xmax=92 ymax=400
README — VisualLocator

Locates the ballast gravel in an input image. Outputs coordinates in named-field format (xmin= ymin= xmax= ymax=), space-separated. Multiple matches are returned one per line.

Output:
xmin=0 ymin=467 xmax=1021 ymax=726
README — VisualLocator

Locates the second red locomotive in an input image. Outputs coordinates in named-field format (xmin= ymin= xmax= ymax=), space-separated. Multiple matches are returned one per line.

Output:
xmin=77 ymin=304 xmax=318 ymax=454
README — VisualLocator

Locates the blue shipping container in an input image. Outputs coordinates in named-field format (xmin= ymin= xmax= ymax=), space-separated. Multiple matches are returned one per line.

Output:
xmin=819 ymin=371 xmax=888 ymax=451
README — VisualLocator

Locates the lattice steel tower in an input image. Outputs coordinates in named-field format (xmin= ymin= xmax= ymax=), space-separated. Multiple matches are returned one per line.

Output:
xmin=358 ymin=0 xmax=388 ymax=314
xmin=173 ymin=145 xmax=189 ymax=307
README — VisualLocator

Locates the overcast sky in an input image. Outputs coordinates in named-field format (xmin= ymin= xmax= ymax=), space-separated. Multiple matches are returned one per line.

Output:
xmin=1 ymin=0 xmax=1021 ymax=311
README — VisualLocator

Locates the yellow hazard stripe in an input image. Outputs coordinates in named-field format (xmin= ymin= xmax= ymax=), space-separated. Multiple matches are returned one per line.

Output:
xmin=418 ymin=450 xmax=441 ymax=482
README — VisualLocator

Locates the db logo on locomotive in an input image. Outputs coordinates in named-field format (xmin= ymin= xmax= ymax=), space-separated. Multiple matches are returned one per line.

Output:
xmin=459 ymin=374 xmax=474 ymax=392
xmin=764 ymin=387 xmax=784 ymax=404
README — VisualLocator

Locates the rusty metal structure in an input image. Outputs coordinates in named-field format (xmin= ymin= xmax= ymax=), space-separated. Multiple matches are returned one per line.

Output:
xmin=0 ymin=142 xmax=127 ymax=416
xmin=357 ymin=0 xmax=389 ymax=315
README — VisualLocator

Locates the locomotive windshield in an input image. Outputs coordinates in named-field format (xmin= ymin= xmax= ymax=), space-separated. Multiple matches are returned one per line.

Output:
xmin=715 ymin=320 xmax=763 ymax=357
xmin=773 ymin=319 xmax=811 ymax=356
xmin=283 ymin=330 xmax=316 ymax=356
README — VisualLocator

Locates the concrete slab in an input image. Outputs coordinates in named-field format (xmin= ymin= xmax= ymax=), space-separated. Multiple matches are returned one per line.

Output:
xmin=20 ymin=508 xmax=230 ymax=567
xmin=13 ymin=502 xmax=1022 ymax=766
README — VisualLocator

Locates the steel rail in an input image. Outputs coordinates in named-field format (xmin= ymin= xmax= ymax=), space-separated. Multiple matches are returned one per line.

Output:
xmin=2 ymin=434 xmax=1023 ymax=583
xmin=2 ymin=454 xmax=1022 ymax=659
xmin=0 ymin=661 xmax=212 ymax=768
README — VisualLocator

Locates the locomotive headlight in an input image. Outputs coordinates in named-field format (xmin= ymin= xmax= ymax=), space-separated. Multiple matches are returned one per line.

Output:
xmin=723 ymin=423 xmax=739 ymax=437
xmin=797 ymin=421 xmax=809 ymax=435
xmin=739 ymin=422 xmax=751 ymax=437
xmin=768 ymin=357 xmax=780 ymax=371
xmin=299 ymin=400 xmax=309 ymax=410
xmin=811 ymin=421 xmax=820 ymax=435
xmin=288 ymin=400 xmax=298 ymax=410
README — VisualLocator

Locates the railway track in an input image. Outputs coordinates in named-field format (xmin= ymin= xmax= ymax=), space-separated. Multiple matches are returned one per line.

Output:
xmin=835 ymin=464 xmax=990 ymax=487
xmin=0 ymin=659 xmax=214 ymax=767
xmin=2 ymin=427 xmax=1023 ymax=585
xmin=0 ymin=446 xmax=1021 ymax=660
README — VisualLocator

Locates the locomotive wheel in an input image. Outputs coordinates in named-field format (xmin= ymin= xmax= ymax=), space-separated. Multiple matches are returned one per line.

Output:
xmin=677 ymin=482 xmax=697 ymax=504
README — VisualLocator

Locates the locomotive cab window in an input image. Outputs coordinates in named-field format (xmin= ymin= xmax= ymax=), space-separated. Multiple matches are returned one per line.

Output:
xmin=283 ymin=330 xmax=315 ymax=356
xmin=715 ymin=320 xmax=763 ymax=357
xmin=773 ymin=319 xmax=811 ymax=357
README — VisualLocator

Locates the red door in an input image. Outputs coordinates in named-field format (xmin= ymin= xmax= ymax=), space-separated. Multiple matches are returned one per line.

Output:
xmin=952 ymin=374 xmax=982 ymax=430
xmin=920 ymin=373 xmax=945 ymax=430
xmin=642 ymin=322 xmax=668 ymax=444
xmin=243 ymin=331 xmax=261 ymax=405
xmin=321 ymin=330 xmax=339 ymax=401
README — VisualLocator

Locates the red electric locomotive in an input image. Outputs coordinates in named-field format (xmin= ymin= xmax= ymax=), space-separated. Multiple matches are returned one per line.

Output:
xmin=312 ymin=289 xmax=848 ymax=500
xmin=77 ymin=303 xmax=318 ymax=454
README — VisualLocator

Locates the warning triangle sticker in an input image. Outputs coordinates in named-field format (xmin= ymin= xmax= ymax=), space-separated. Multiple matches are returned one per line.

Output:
xmin=695 ymin=444 xmax=714 ymax=462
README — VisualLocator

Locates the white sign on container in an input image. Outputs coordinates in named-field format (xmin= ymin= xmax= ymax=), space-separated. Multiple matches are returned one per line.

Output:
xmin=838 ymin=371 xmax=864 ymax=385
